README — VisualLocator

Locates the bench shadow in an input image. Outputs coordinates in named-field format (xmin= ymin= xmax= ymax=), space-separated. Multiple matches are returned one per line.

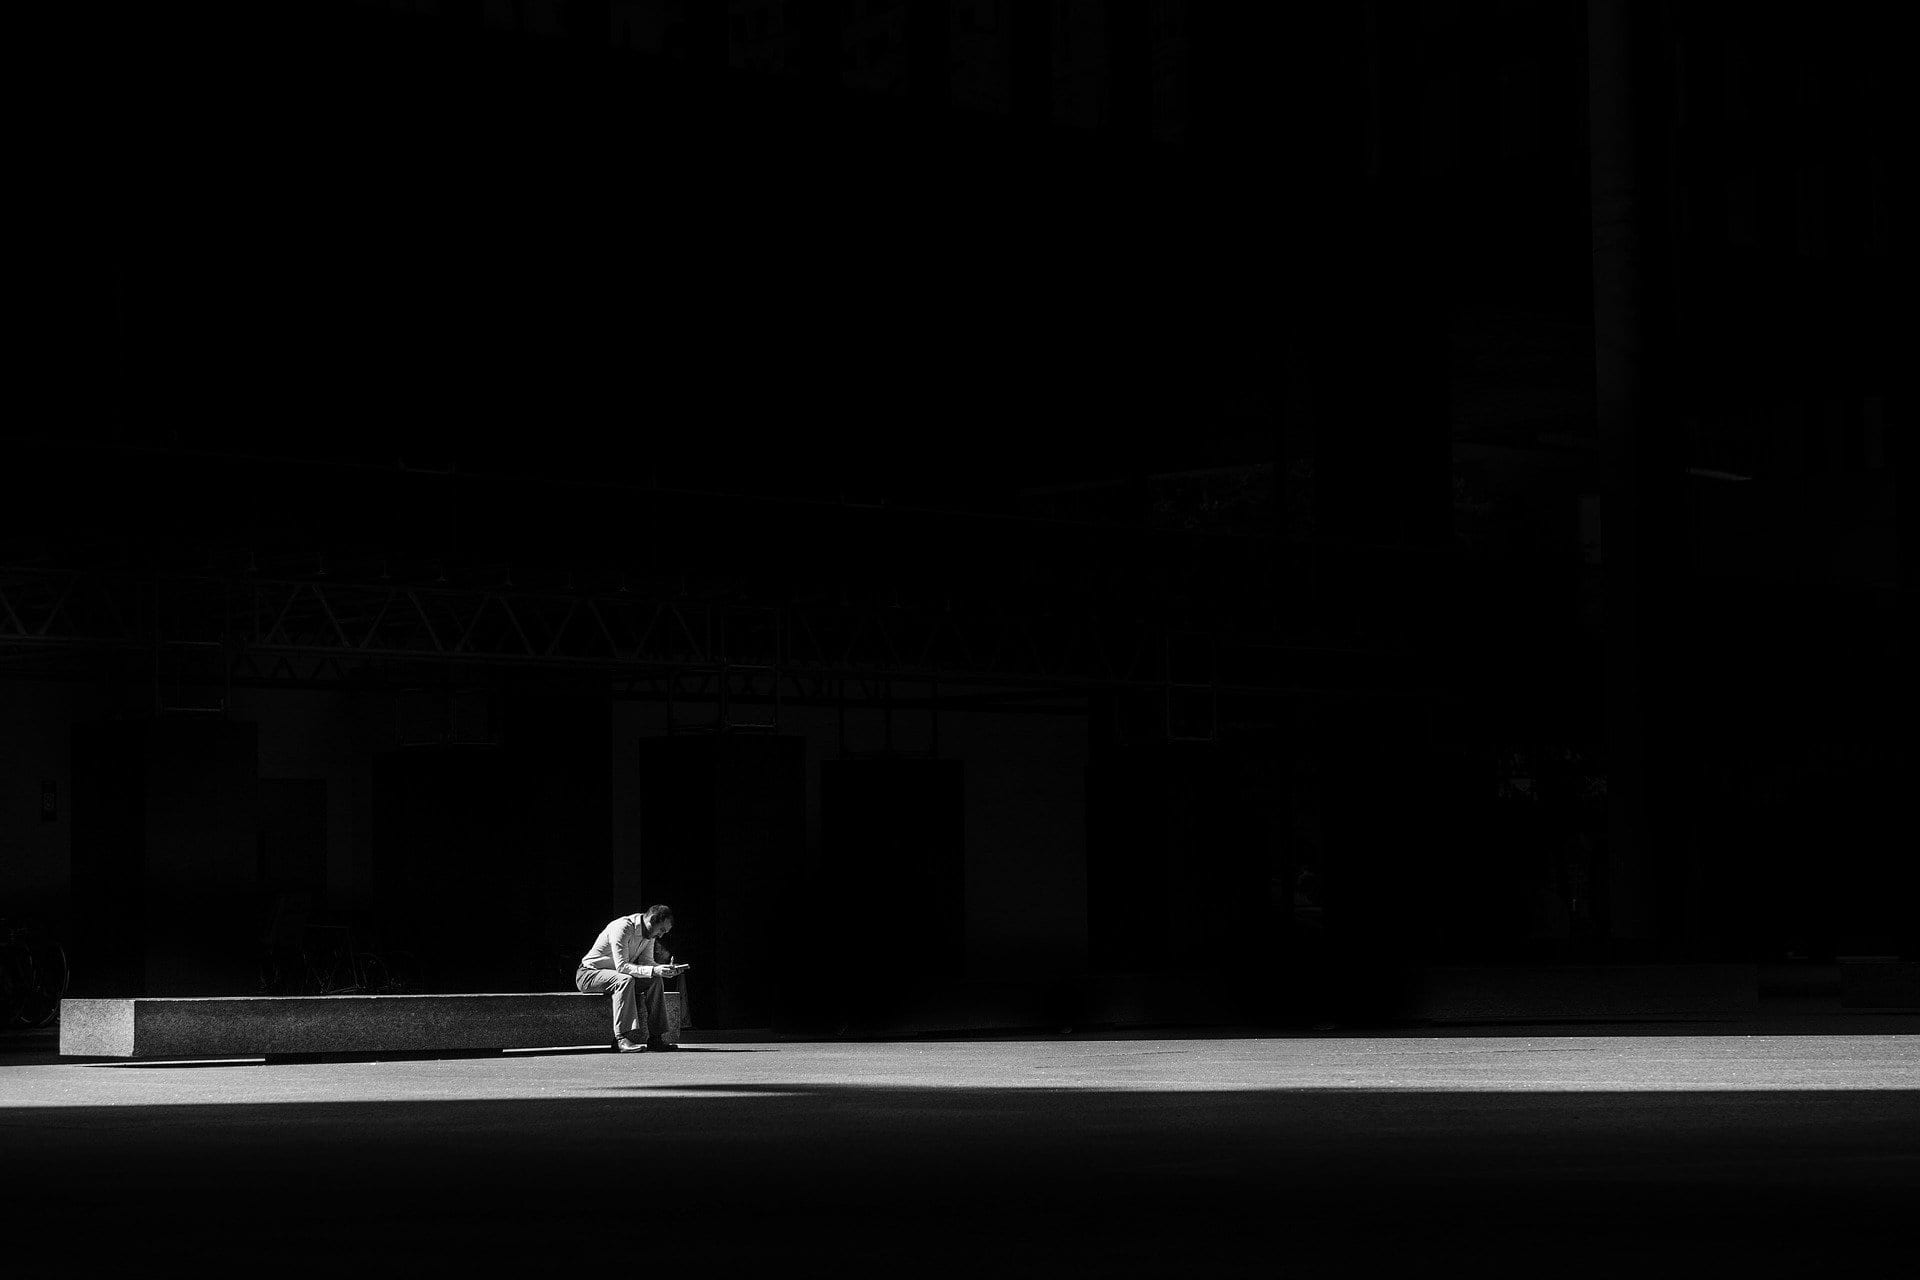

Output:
xmin=81 ymin=1058 xmax=271 ymax=1069
xmin=506 ymin=1045 xmax=778 ymax=1057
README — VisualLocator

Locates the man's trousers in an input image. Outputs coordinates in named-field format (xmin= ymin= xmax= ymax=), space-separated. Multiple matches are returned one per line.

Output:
xmin=575 ymin=965 xmax=668 ymax=1043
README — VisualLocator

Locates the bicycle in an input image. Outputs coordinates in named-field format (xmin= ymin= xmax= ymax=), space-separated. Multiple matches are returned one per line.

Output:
xmin=0 ymin=917 xmax=71 ymax=1029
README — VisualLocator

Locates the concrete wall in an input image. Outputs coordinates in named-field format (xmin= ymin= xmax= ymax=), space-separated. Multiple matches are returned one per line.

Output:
xmin=228 ymin=687 xmax=380 ymax=916
xmin=10 ymin=678 xmax=1089 ymax=996
xmin=0 ymin=680 xmax=98 ymax=932
xmin=138 ymin=717 xmax=259 ymax=996
xmin=948 ymin=709 xmax=1088 ymax=976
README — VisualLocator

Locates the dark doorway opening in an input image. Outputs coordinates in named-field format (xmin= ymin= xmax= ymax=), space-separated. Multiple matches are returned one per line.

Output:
xmin=636 ymin=734 xmax=807 ymax=1029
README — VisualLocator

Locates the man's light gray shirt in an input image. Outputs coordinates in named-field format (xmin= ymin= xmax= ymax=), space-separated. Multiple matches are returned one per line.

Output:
xmin=579 ymin=914 xmax=664 ymax=979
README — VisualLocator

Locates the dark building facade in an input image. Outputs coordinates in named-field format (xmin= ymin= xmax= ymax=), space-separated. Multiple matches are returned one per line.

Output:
xmin=4 ymin=0 xmax=1911 ymax=1022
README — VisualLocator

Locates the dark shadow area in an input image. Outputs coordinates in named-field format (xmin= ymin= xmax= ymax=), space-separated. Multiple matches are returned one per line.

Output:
xmin=601 ymin=1046 xmax=775 ymax=1054
xmin=505 ymin=1045 xmax=778 ymax=1057
xmin=1416 ymin=1017 xmax=1753 ymax=1030
xmin=0 ymin=1031 xmax=55 ymax=1056
xmin=264 ymin=1048 xmax=507 ymax=1065
xmin=81 ymin=1058 xmax=270 ymax=1070
xmin=3 ymin=1084 xmax=1915 ymax=1273
xmin=826 ymin=1010 xmax=1920 ymax=1040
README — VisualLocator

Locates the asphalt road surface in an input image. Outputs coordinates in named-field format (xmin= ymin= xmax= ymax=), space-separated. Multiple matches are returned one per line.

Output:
xmin=4 ymin=1026 xmax=1916 ymax=1276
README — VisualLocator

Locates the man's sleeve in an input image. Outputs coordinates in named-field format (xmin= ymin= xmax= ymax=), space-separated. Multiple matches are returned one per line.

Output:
xmin=609 ymin=921 xmax=652 ymax=979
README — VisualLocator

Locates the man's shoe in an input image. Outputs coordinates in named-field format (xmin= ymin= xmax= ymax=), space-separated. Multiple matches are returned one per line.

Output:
xmin=615 ymin=1036 xmax=648 ymax=1053
xmin=645 ymin=1040 xmax=679 ymax=1052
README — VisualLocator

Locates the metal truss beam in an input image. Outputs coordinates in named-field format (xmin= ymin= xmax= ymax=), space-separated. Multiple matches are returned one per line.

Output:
xmin=0 ymin=567 xmax=1433 ymax=698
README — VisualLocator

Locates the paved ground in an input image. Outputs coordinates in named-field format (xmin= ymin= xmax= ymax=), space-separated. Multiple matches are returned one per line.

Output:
xmin=4 ymin=1021 xmax=1917 ymax=1275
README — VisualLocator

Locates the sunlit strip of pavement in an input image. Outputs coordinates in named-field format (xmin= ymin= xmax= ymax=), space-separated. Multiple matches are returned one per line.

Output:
xmin=2 ymin=1034 xmax=1917 ymax=1109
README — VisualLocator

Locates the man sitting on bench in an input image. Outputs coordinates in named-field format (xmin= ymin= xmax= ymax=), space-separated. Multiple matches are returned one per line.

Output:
xmin=576 ymin=905 xmax=687 ymax=1053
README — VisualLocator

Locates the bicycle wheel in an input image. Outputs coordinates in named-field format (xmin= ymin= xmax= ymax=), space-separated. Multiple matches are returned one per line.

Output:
xmin=22 ymin=943 xmax=69 ymax=1028
xmin=16 ymin=940 xmax=66 ymax=1028
xmin=300 ymin=952 xmax=334 ymax=995
xmin=0 ymin=949 xmax=24 ymax=1028
xmin=359 ymin=953 xmax=392 ymax=993
xmin=379 ymin=950 xmax=415 ymax=993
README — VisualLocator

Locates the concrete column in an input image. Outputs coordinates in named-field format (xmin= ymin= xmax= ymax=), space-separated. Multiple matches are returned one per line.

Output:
xmin=68 ymin=717 xmax=259 ymax=997
xmin=1103 ymin=0 xmax=1151 ymax=146
xmin=906 ymin=0 xmax=953 ymax=119
xmin=786 ymin=0 xmax=841 ymax=99
xmin=1008 ymin=0 xmax=1053 ymax=128
xmin=563 ymin=1 xmax=612 ymax=49
xmin=1588 ymin=0 xmax=1681 ymax=950
xmin=1193 ymin=4 xmax=1448 ymax=615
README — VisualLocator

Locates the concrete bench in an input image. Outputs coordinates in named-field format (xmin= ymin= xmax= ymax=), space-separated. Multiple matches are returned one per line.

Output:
xmin=59 ymin=990 xmax=683 ymax=1060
